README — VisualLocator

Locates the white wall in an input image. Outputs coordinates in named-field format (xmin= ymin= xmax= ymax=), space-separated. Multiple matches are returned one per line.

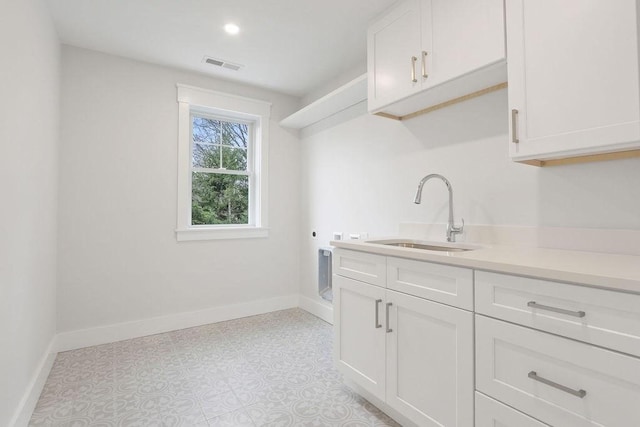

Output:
xmin=57 ymin=46 xmax=301 ymax=333
xmin=299 ymin=89 xmax=640 ymax=302
xmin=301 ymin=62 xmax=366 ymax=107
xmin=0 ymin=0 xmax=60 ymax=424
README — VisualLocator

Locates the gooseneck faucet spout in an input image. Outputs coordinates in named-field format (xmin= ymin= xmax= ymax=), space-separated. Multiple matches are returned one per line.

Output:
xmin=414 ymin=174 xmax=464 ymax=242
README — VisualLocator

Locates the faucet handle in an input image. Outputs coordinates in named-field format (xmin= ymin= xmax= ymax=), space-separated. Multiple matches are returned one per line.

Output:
xmin=451 ymin=218 xmax=464 ymax=234
xmin=447 ymin=218 xmax=464 ymax=242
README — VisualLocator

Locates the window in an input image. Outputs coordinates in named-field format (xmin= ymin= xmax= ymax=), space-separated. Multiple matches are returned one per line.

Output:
xmin=191 ymin=114 xmax=251 ymax=225
xmin=176 ymin=85 xmax=271 ymax=241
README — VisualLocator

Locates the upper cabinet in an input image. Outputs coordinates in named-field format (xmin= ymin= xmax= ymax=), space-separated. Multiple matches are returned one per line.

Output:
xmin=429 ymin=0 xmax=506 ymax=86
xmin=367 ymin=0 xmax=424 ymax=111
xmin=368 ymin=0 xmax=507 ymax=118
xmin=507 ymin=0 xmax=640 ymax=164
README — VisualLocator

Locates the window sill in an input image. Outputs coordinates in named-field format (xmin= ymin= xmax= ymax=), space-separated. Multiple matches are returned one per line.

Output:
xmin=176 ymin=226 xmax=269 ymax=241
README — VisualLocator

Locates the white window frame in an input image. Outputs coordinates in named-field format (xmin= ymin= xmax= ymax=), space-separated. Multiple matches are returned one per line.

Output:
xmin=176 ymin=84 xmax=271 ymax=241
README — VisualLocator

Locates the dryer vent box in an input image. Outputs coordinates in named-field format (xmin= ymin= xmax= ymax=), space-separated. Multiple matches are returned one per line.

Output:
xmin=318 ymin=247 xmax=333 ymax=302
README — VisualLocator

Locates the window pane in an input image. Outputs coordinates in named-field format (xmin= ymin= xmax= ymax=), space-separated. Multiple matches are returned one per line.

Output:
xmin=192 ymin=116 xmax=221 ymax=144
xmin=221 ymin=146 xmax=247 ymax=171
xmin=191 ymin=172 xmax=249 ymax=225
xmin=192 ymin=116 xmax=249 ymax=170
xmin=221 ymin=121 xmax=249 ymax=148
xmin=192 ymin=143 xmax=221 ymax=168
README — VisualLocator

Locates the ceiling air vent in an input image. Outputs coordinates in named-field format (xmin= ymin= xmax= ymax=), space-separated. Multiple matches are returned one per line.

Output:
xmin=202 ymin=56 xmax=243 ymax=71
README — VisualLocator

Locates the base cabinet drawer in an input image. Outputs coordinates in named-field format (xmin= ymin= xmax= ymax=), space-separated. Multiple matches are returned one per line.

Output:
xmin=475 ymin=271 xmax=640 ymax=356
xmin=475 ymin=392 xmax=548 ymax=427
xmin=387 ymin=257 xmax=473 ymax=310
xmin=333 ymin=249 xmax=386 ymax=287
xmin=476 ymin=315 xmax=640 ymax=427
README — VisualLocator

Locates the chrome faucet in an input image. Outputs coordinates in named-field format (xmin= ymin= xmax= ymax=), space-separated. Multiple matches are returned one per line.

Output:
xmin=414 ymin=174 xmax=464 ymax=242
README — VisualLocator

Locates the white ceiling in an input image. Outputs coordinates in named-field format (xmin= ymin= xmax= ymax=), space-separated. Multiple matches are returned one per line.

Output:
xmin=45 ymin=0 xmax=398 ymax=97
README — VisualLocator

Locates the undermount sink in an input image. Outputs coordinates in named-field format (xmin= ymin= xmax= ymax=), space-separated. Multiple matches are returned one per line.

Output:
xmin=365 ymin=239 xmax=480 ymax=252
xmin=383 ymin=242 xmax=472 ymax=252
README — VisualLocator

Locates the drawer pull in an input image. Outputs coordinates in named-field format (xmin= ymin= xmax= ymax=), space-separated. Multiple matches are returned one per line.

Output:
xmin=511 ymin=109 xmax=519 ymax=144
xmin=375 ymin=299 xmax=382 ymax=329
xmin=527 ymin=301 xmax=586 ymax=318
xmin=421 ymin=51 xmax=428 ymax=79
xmin=528 ymin=371 xmax=587 ymax=398
xmin=411 ymin=56 xmax=418 ymax=83
xmin=386 ymin=302 xmax=393 ymax=333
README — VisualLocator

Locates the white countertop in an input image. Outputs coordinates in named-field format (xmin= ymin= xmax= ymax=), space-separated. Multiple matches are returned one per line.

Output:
xmin=331 ymin=238 xmax=640 ymax=294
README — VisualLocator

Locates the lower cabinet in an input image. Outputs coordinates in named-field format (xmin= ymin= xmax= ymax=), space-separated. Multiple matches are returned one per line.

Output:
xmin=334 ymin=274 xmax=474 ymax=426
xmin=476 ymin=315 xmax=640 ymax=427
xmin=334 ymin=274 xmax=387 ymax=400
xmin=386 ymin=290 xmax=474 ymax=427
xmin=334 ymin=248 xmax=640 ymax=425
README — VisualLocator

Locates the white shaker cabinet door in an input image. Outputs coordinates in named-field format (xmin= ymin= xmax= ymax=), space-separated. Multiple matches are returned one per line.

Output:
xmin=385 ymin=289 xmax=474 ymax=427
xmin=507 ymin=0 xmax=640 ymax=161
xmin=333 ymin=275 xmax=387 ymax=401
xmin=430 ymin=0 xmax=505 ymax=87
xmin=367 ymin=0 xmax=426 ymax=111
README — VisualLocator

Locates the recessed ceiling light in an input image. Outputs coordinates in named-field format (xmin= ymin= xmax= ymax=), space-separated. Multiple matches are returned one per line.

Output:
xmin=224 ymin=23 xmax=240 ymax=35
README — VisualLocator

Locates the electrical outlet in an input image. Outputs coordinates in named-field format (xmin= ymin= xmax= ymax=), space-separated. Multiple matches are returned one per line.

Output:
xmin=332 ymin=232 xmax=343 ymax=241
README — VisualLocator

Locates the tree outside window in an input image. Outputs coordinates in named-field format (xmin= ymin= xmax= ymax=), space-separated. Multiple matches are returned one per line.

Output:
xmin=191 ymin=115 xmax=252 ymax=225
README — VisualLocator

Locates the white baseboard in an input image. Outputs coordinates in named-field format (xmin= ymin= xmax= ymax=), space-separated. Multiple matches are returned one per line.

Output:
xmin=298 ymin=295 xmax=334 ymax=324
xmin=10 ymin=337 xmax=57 ymax=427
xmin=54 ymin=294 xmax=299 ymax=352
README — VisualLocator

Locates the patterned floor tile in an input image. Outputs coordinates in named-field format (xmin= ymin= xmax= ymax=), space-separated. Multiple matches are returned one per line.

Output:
xmin=199 ymin=389 xmax=244 ymax=419
xmin=207 ymin=408 xmax=255 ymax=426
xmin=245 ymin=400 xmax=298 ymax=426
xmin=29 ymin=309 xmax=399 ymax=427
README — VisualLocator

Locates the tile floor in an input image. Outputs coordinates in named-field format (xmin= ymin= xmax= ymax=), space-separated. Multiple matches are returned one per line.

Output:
xmin=29 ymin=309 xmax=401 ymax=426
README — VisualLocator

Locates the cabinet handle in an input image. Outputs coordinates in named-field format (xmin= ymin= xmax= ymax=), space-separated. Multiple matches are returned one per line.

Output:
xmin=527 ymin=301 xmax=586 ymax=318
xmin=421 ymin=51 xmax=428 ymax=79
xmin=375 ymin=299 xmax=382 ymax=328
xmin=385 ymin=302 xmax=393 ymax=333
xmin=411 ymin=56 xmax=418 ymax=83
xmin=528 ymin=371 xmax=587 ymax=398
xmin=511 ymin=109 xmax=519 ymax=144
